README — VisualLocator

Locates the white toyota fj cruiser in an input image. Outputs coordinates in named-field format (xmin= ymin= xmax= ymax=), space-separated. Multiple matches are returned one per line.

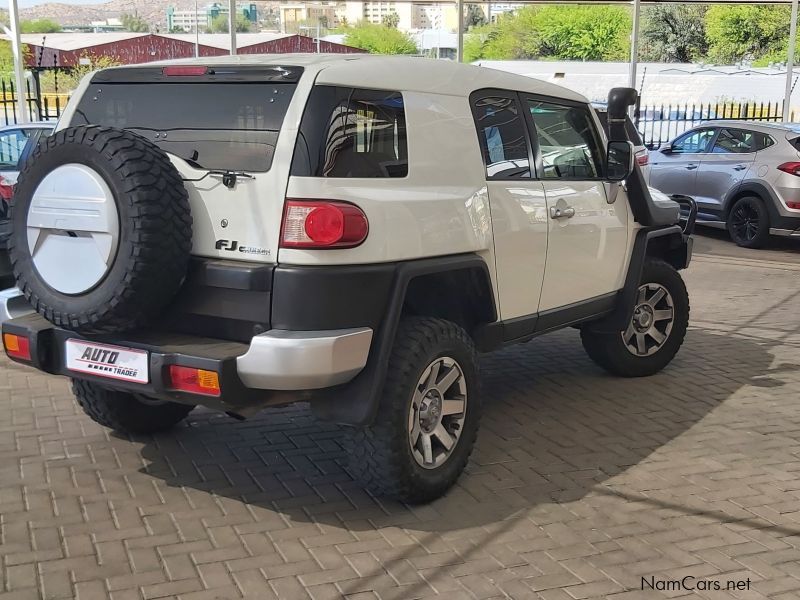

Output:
xmin=2 ymin=55 xmax=693 ymax=502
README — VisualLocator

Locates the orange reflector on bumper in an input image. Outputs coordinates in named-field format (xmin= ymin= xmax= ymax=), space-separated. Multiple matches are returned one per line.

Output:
xmin=3 ymin=333 xmax=31 ymax=361
xmin=168 ymin=365 xmax=221 ymax=396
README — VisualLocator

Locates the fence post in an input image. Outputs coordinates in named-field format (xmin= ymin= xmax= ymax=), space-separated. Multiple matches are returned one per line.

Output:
xmin=9 ymin=80 xmax=16 ymax=124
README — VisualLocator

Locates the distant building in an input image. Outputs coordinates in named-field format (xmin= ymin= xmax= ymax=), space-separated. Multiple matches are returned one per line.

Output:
xmin=413 ymin=3 xmax=458 ymax=31
xmin=412 ymin=29 xmax=458 ymax=60
xmin=166 ymin=2 xmax=257 ymax=33
xmin=483 ymin=3 xmax=524 ymax=23
xmin=343 ymin=2 xmax=414 ymax=30
xmin=342 ymin=1 xmax=458 ymax=31
xmin=279 ymin=2 xmax=341 ymax=33
xmin=89 ymin=18 xmax=124 ymax=33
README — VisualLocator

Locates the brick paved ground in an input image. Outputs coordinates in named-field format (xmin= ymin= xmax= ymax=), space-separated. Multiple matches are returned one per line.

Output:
xmin=4 ymin=239 xmax=800 ymax=600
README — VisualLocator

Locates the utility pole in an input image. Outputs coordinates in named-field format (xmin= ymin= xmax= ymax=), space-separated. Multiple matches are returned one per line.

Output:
xmin=456 ymin=0 xmax=464 ymax=63
xmin=7 ymin=0 xmax=27 ymax=123
xmin=784 ymin=0 xmax=799 ymax=120
xmin=229 ymin=0 xmax=237 ymax=55
xmin=194 ymin=0 xmax=200 ymax=58
xmin=628 ymin=0 xmax=641 ymax=90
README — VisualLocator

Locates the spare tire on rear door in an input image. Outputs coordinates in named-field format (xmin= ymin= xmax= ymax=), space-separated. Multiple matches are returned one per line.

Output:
xmin=9 ymin=125 xmax=192 ymax=334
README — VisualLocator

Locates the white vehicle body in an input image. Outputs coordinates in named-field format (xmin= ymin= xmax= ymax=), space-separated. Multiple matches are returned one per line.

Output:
xmin=5 ymin=55 xmax=691 ymax=502
xmin=59 ymin=55 xmax=636 ymax=316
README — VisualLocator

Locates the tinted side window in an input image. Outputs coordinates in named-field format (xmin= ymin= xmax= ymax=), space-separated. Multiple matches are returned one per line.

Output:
xmin=0 ymin=129 xmax=29 ymax=169
xmin=471 ymin=94 xmax=530 ymax=179
xmin=291 ymin=86 xmax=407 ymax=178
xmin=672 ymin=129 xmax=715 ymax=154
xmin=712 ymin=129 xmax=773 ymax=154
xmin=528 ymin=100 xmax=604 ymax=179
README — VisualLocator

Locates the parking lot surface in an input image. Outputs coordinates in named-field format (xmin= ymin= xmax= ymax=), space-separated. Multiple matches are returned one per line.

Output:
xmin=3 ymin=231 xmax=800 ymax=600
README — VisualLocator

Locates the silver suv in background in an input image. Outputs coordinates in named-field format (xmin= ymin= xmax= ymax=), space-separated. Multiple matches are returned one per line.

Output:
xmin=650 ymin=121 xmax=800 ymax=248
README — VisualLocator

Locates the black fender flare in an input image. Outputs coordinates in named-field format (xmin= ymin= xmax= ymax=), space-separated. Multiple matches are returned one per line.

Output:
xmin=587 ymin=225 xmax=691 ymax=333
xmin=722 ymin=180 xmax=778 ymax=221
xmin=310 ymin=253 xmax=496 ymax=426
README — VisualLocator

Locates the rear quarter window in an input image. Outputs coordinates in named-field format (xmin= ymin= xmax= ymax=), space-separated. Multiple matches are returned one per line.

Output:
xmin=291 ymin=86 xmax=408 ymax=178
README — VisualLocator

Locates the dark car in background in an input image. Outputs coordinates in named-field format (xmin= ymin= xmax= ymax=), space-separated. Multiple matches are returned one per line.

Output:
xmin=0 ymin=122 xmax=55 ymax=287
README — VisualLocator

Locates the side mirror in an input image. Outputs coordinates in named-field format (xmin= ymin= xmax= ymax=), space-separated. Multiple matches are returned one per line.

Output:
xmin=606 ymin=140 xmax=635 ymax=181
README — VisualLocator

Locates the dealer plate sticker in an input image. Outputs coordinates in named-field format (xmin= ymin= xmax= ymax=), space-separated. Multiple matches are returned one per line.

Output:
xmin=65 ymin=339 xmax=149 ymax=384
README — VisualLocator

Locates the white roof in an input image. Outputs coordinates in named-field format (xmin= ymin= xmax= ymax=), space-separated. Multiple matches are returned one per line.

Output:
xmin=477 ymin=60 xmax=797 ymax=105
xmin=5 ymin=32 xmax=306 ymax=52
xmin=112 ymin=54 xmax=588 ymax=102
xmin=160 ymin=32 xmax=294 ymax=50
xmin=15 ymin=32 xmax=146 ymax=51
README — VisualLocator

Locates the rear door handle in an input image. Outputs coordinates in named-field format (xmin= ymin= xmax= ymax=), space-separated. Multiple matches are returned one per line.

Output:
xmin=550 ymin=206 xmax=575 ymax=219
xmin=734 ymin=165 xmax=747 ymax=171
xmin=686 ymin=164 xmax=698 ymax=170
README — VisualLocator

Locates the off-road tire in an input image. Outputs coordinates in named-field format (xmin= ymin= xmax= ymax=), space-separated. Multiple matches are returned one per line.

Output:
xmin=727 ymin=196 xmax=770 ymax=249
xmin=345 ymin=317 xmax=480 ymax=503
xmin=581 ymin=259 xmax=689 ymax=377
xmin=10 ymin=126 xmax=192 ymax=333
xmin=72 ymin=379 xmax=194 ymax=434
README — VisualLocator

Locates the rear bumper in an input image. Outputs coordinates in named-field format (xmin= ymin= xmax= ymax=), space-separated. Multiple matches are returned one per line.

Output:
xmin=2 ymin=309 xmax=372 ymax=416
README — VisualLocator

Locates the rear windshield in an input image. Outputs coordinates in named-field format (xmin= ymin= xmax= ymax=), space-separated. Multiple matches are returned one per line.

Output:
xmin=72 ymin=82 xmax=297 ymax=172
xmin=291 ymin=86 xmax=408 ymax=178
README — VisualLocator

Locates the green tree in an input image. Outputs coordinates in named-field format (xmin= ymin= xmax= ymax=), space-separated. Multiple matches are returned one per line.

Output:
xmin=120 ymin=13 xmax=149 ymax=33
xmin=381 ymin=12 xmax=400 ymax=29
xmin=343 ymin=22 xmax=417 ymax=54
xmin=706 ymin=5 xmax=790 ymax=63
xmin=39 ymin=54 xmax=122 ymax=93
xmin=466 ymin=5 xmax=630 ymax=62
xmin=640 ymin=4 xmax=707 ymax=63
xmin=0 ymin=40 xmax=30 ymax=81
xmin=208 ymin=13 xmax=251 ymax=33
xmin=20 ymin=19 xmax=61 ymax=33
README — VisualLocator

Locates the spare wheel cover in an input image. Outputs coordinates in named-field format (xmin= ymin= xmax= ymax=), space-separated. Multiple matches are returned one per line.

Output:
xmin=27 ymin=163 xmax=120 ymax=295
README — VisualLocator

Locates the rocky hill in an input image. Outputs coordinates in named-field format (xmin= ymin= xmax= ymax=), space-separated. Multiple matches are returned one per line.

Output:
xmin=19 ymin=0 xmax=279 ymax=29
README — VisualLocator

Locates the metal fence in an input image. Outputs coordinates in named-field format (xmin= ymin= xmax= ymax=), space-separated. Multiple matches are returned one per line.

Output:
xmin=0 ymin=78 xmax=64 ymax=125
xmin=635 ymin=101 xmax=789 ymax=148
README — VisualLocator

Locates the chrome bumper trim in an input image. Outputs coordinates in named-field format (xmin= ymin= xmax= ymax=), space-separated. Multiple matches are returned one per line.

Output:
xmin=770 ymin=227 xmax=800 ymax=237
xmin=236 ymin=327 xmax=373 ymax=390
xmin=0 ymin=287 xmax=34 ymax=323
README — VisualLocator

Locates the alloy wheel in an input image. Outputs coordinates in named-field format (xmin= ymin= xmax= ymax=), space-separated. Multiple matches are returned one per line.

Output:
xmin=622 ymin=283 xmax=675 ymax=357
xmin=408 ymin=356 xmax=467 ymax=469
xmin=730 ymin=202 xmax=760 ymax=243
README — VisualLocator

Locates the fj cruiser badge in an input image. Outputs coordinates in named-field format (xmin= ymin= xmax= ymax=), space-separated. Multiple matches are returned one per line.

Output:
xmin=215 ymin=240 xmax=270 ymax=256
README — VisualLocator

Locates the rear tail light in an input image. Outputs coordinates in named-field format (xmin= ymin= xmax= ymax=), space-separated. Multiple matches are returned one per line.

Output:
xmin=0 ymin=175 xmax=14 ymax=201
xmin=636 ymin=151 xmax=649 ymax=167
xmin=167 ymin=365 xmax=220 ymax=396
xmin=281 ymin=200 xmax=369 ymax=249
xmin=778 ymin=162 xmax=800 ymax=177
xmin=788 ymin=201 xmax=800 ymax=209
xmin=162 ymin=65 xmax=208 ymax=77
xmin=3 ymin=333 xmax=31 ymax=361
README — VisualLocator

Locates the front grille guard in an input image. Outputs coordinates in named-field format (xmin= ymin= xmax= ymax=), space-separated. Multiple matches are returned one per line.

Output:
xmin=670 ymin=194 xmax=697 ymax=236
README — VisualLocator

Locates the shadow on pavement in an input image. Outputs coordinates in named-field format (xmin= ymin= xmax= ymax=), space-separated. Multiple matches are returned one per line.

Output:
xmin=134 ymin=326 xmax=791 ymax=534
